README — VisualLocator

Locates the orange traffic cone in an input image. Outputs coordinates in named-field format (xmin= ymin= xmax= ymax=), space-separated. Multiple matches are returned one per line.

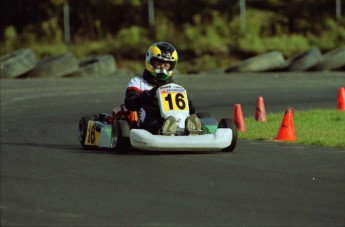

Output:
xmin=255 ymin=96 xmax=267 ymax=122
xmin=337 ymin=87 xmax=345 ymax=111
xmin=276 ymin=107 xmax=296 ymax=141
xmin=234 ymin=104 xmax=246 ymax=132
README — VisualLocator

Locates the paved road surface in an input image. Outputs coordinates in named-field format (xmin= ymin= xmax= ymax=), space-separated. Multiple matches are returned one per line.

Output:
xmin=1 ymin=72 xmax=345 ymax=226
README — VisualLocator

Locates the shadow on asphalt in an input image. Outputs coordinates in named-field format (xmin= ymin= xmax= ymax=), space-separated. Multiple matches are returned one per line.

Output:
xmin=1 ymin=142 xmax=223 ymax=156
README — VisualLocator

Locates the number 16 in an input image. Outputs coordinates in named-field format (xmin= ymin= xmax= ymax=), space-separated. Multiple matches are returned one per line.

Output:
xmin=164 ymin=93 xmax=186 ymax=110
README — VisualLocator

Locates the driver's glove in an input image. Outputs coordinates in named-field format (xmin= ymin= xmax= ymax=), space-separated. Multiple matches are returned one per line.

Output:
xmin=140 ymin=90 xmax=158 ymax=106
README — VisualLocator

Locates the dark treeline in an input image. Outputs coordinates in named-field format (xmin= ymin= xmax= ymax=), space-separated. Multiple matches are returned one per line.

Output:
xmin=1 ymin=0 xmax=341 ymax=40
xmin=1 ymin=0 xmax=344 ymax=72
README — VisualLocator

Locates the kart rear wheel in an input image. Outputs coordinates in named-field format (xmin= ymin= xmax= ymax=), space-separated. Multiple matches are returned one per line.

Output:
xmin=78 ymin=114 xmax=98 ymax=148
xmin=111 ymin=120 xmax=130 ymax=153
xmin=218 ymin=118 xmax=237 ymax=152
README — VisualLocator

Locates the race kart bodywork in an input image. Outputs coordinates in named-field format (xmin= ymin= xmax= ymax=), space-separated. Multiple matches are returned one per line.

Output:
xmin=78 ymin=83 xmax=237 ymax=152
xmin=129 ymin=128 xmax=233 ymax=151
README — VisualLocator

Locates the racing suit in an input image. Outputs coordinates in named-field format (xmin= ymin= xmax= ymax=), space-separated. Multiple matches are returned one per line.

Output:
xmin=125 ymin=70 xmax=195 ymax=134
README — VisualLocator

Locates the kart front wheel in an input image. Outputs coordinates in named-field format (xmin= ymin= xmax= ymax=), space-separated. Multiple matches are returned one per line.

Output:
xmin=111 ymin=120 xmax=130 ymax=153
xmin=218 ymin=118 xmax=237 ymax=152
xmin=78 ymin=114 xmax=98 ymax=148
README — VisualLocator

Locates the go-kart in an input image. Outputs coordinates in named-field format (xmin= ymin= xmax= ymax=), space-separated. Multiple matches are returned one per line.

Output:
xmin=78 ymin=83 xmax=237 ymax=152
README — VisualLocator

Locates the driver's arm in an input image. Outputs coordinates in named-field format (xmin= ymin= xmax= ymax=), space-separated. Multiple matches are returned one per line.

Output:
xmin=188 ymin=96 xmax=196 ymax=114
xmin=125 ymin=88 xmax=143 ymax=111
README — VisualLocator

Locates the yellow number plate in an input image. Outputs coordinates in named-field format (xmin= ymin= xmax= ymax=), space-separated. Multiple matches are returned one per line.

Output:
xmin=84 ymin=121 xmax=100 ymax=146
xmin=160 ymin=91 xmax=189 ymax=111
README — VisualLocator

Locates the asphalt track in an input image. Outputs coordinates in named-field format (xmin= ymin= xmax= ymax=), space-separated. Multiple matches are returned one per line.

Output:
xmin=1 ymin=72 xmax=345 ymax=226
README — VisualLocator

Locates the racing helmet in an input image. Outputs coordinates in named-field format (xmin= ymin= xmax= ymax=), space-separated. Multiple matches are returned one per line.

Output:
xmin=145 ymin=42 xmax=178 ymax=82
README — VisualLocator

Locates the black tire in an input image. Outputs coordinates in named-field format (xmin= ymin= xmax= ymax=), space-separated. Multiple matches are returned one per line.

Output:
xmin=0 ymin=48 xmax=37 ymax=78
xmin=286 ymin=47 xmax=322 ymax=71
xmin=196 ymin=112 xmax=211 ymax=118
xmin=225 ymin=51 xmax=287 ymax=73
xmin=311 ymin=47 xmax=345 ymax=71
xmin=78 ymin=114 xmax=99 ymax=148
xmin=25 ymin=52 xmax=79 ymax=78
xmin=111 ymin=120 xmax=130 ymax=153
xmin=218 ymin=118 xmax=237 ymax=152
xmin=68 ymin=54 xmax=117 ymax=77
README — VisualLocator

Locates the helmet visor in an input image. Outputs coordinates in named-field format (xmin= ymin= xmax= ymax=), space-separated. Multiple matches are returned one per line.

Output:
xmin=150 ymin=57 xmax=176 ymax=71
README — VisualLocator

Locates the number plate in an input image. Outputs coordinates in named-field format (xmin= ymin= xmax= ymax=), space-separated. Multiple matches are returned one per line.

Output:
xmin=161 ymin=92 xmax=188 ymax=111
xmin=84 ymin=121 xmax=101 ymax=146
xmin=157 ymin=83 xmax=190 ymax=123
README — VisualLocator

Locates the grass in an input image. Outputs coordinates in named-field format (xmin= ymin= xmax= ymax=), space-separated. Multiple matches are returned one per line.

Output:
xmin=238 ymin=109 xmax=345 ymax=148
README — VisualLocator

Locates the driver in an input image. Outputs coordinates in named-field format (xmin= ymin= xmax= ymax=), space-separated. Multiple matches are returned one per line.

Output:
xmin=124 ymin=42 xmax=201 ymax=135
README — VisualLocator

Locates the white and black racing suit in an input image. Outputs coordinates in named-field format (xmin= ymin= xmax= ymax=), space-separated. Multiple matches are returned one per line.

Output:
xmin=124 ymin=70 xmax=195 ymax=134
